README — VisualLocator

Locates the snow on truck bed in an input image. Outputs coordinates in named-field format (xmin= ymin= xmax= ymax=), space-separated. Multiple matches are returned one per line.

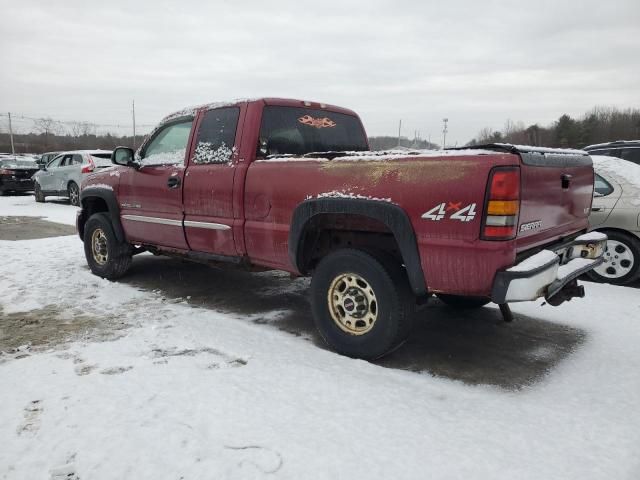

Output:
xmin=1 ymin=196 xmax=639 ymax=480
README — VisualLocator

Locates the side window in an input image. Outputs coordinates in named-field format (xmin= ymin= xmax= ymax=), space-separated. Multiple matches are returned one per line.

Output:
xmin=590 ymin=149 xmax=611 ymax=157
xmin=47 ymin=157 xmax=63 ymax=168
xmin=192 ymin=107 xmax=240 ymax=164
xmin=72 ymin=154 xmax=83 ymax=165
xmin=621 ymin=148 xmax=640 ymax=165
xmin=141 ymin=119 xmax=193 ymax=166
xmin=60 ymin=155 xmax=73 ymax=167
xmin=594 ymin=174 xmax=614 ymax=197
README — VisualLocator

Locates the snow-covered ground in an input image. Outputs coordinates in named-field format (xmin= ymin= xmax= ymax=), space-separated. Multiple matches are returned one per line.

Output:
xmin=1 ymin=195 xmax=639 ymax=480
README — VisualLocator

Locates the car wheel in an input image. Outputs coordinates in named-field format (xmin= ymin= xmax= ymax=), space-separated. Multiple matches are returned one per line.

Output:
xmin=68 ymin=182 xmax=80 ymax=206
xmin=310 ymin=249 xmax=415 ymax=360
xmin=34 ymin=184 xmax=45 ymax=202
xmin=586 ymin=231 xmax=640 ymax=285
xmin=436 ymin=294 xmax=491 ymax=308
xmin=83 ymin=213 xmax=132 ymax=280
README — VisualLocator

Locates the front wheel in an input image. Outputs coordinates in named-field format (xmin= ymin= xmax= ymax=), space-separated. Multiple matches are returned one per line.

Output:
xmin=83 ymin=213 xmax=132 ymax=279
xmin=68 ymin=182 xmax=80 ymax=206
xmin=586 ymin=231 xmax=640 ymax=285
xmin=310 ymin=249 xmax=415 ymax=360
xmin=34 ymin=183 xmax=45 ymax=202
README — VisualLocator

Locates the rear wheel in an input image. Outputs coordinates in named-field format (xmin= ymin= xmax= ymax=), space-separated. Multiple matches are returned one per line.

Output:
xmin=586 ymin=231 xmax=640 ymax=285
xmin=310 ymin=249 xmax=415 ymax=360
xmin=83 ymin=213 xmax=132 ymax=279
xmin=436 ymin=294 xmax=491 ymax=309
xmin=68 ymin=182 xmax=80 ymax=206
xmin=34 ymin=184 xmax=45 ymax=202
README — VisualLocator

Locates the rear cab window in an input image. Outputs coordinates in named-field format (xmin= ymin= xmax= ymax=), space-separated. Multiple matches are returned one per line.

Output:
xmin=192 ymin=107 xmax=240 ymax=164
xmin=258 ymin=106 xmax=368 ymax=157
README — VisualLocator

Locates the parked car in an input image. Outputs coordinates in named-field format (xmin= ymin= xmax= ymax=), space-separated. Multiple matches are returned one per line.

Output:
xmin=586 ymin=155 xmax=640 ymax=285
xmin=37 ymin=151 xmax=61 ymax=168
xmin=76 ymin=98 xmax=606 ymax=359
xmin=0 ymin=156 xmax=40 ymax=195
xmin=32 ymin=150 xmax=113 ymax=205
xmin=584 ymin=140 xmax=640 ymax=166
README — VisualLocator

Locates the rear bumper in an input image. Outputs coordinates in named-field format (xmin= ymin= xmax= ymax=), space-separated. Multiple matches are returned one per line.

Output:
xmin=491 ymin=232 xmax=607 ymax=304
xmin=0 ymin=178 xmax=34 ymax=192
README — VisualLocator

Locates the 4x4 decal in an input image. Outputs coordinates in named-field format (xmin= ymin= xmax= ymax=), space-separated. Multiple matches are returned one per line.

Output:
xmin=422 ymin=202 xmax=477 ymax=222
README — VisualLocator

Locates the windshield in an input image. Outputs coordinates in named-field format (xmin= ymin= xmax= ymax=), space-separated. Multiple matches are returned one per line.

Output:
xmin=259 ymin=106 xmax=368 ymax=157
xmin=0 ymin=158 xmax=38 ymax=168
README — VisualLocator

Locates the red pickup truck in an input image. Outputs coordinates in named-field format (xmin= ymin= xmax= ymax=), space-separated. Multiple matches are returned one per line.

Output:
xmin=77 ymin=98 xmax=607 ymax=359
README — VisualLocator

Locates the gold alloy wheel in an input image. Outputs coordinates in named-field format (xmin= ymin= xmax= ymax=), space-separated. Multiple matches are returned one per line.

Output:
xmin=91 ymin=228 xmax=109 ymax=265
xmin=327 ymin=272 xmax=378 ymax=335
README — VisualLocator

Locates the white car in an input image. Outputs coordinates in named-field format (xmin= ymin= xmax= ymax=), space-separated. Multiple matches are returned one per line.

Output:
xmin=32 ymin=150 xmax=112 ymax=206
xmin=587 ymin=156 xmax=640 ymax=285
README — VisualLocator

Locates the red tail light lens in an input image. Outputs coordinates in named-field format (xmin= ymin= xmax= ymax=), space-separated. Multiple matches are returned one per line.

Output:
xmin=482 ymin=167 xmax=520 ymax=240
xmin=81 ymin=156 xmax=95 ymax=174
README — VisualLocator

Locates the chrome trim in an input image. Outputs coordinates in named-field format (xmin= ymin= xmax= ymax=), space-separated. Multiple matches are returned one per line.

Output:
xmin=184 ymin=220 xmax=231 ymax=231
xmin=121 ymin=214 xmax=182 ymax=227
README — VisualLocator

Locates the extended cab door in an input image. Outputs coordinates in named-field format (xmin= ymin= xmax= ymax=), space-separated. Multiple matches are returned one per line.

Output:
xmin=118 ymin=118 xmax=194 ymax=250
xmin=182 ymin=106 xmax=243 ymax=256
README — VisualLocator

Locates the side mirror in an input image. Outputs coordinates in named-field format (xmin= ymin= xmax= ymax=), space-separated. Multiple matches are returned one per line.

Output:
xmin=112 ymin=146 xmax=137 ymax=168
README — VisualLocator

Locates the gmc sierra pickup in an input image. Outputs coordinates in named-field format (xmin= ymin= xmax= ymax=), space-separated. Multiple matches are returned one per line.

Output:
xmin=77 ymin=98 xmax=607 ymax=359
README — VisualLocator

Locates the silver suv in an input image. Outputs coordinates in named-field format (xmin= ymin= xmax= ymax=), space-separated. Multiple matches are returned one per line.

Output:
xmin=33 ymin=150 xmax=112 ymax=205
xmin=584 ymin=140 xmax=640 ymax=165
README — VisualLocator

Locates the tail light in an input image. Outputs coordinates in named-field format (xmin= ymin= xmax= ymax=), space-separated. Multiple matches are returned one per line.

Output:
xmin=481 ymin=167 xmax=520 ymax=240
xmin=0 ymin=169 xmax=12 ymax=175
xmin=81 ymin=156 xmax=95 ymax=174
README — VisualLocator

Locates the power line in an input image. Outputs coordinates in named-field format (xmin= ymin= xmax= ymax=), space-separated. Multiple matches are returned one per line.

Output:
xmin=0 ymin=112 xmax=155 ymax=129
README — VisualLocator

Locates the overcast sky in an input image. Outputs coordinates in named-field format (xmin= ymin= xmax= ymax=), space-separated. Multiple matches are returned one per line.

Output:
xmin=1 ymin=0 xmax=638 ymax=144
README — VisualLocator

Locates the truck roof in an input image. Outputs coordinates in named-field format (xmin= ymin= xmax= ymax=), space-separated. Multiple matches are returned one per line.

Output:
xmin=161 ymin=98 xmax=360 ymax=123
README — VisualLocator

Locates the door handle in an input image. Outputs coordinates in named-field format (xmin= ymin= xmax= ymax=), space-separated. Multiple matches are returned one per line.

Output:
xmin=167 ymin=177 xmax=181 ymax=189
xmin=591 ymin=207 xmax=603 ymax=212
xmin=561 ymin=174 xmax=572 ymax=189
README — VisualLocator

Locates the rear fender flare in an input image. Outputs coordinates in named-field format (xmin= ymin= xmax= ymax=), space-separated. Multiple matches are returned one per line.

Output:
xmin=289 ymin=198 xmax=427 ymax=295
xmin=79 ymin=188 xmax=125 ymax=243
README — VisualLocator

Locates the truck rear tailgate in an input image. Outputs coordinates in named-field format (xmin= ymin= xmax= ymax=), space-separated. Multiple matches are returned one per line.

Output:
xmin=475 ymin=144 xmax=594 ymax=252
xmin=515 ymin=147 xmax=594 ymax=251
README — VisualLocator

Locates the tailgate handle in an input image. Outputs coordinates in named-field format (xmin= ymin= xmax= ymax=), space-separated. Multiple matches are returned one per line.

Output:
xmin=561 ymin=174 xmax=572 ymax=189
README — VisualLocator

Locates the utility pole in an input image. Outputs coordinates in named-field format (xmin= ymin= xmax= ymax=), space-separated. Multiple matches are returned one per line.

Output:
xmin=397 ymin=119 xmax=402 ymax=148
xmin=8 ymin=112 xmax=15 ymax=154
xmin=442 ymin=118 xmax=448 ymax=149
xmin=132 ymin=100 xmax=136 ymax=149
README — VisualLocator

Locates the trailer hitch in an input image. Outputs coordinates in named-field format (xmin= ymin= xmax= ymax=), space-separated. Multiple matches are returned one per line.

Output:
xmin=545 ymin=279 xmax=585 ymax=307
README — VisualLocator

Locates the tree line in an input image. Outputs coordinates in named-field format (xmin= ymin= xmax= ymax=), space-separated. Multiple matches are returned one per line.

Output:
xmin=466 ymin=106 xmax=640 ymax=148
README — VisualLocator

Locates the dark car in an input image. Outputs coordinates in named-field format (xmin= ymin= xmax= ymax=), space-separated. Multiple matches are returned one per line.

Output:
xmin=0 ymin=157 xmax=40 ymax=195
xmin=584 ymin=140 xmax=640 ymax=165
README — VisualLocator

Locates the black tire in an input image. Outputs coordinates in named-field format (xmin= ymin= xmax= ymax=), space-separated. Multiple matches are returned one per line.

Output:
xmin=68 ymin=182 xmax=80 ymax=206
xmin=83 ymin=213 xmax=132 ymax=279
xmin=436 ymin=294 xmax=491 ymax=309
xmin=34 ymin=184 xmax=45 ymax=202
xmin=586 ymin=230 xmax=640 ymax=285
xmin=310 ymin=249 xmax=415 ymax=360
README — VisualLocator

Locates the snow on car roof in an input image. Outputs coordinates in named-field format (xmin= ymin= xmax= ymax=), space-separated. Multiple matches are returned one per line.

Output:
xmin=161 ymin=98 xmax=260 ymax=123
xmin=584 ymin=140 xmax=640 ymax=150
xmin=592 ymin=155 xmax=640 ymax=189
xmin=54 ymin=149 xmax=113 ymax=155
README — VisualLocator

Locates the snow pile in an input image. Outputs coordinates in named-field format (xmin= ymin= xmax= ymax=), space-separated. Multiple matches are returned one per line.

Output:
xmin=507 ymin=250 xmax=558 ymax=272
xmin=263 ymin=148 xmax=497 ymax=163
xmin=82 ymin=183 xmax=113 ymax=191
xmin=1 ymin=195 xmax=639 ymax=479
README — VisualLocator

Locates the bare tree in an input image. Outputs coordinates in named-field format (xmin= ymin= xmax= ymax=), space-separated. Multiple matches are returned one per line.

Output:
xmin=34 ymin=117 xmax=62 ymax=148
